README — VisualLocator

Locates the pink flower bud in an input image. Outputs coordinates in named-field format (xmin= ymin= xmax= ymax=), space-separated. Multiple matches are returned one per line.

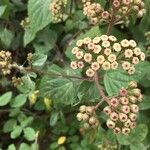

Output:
xmin=121 ymin=105 xmax=130 ymax=114
xmin=119 ymin=88 xmax=128 ymax=97
xmin=101 ymin=11 xmax=109 ymax=19
xmin=113 ymin=0 xmax=120 ymax=8
xmin=110 ymin=98 xmax=119 ymax=107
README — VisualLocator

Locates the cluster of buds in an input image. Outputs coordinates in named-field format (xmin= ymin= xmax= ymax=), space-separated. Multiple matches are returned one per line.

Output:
xmin=0 ymin=51 xmax=13 ymax=75
xmin=82 ymin=0 xmax=110 ymax=25
xmin=115 ymin=0 xmax=146 ymax=26
xmin=70 ymin=35 xmax=145 ymax=77
xmin=49 ymin=0 xmax=67 ymax=23
xmin=103 ymin=81 xmax=143 ymax=135
xmin=76 ymin=105 xmax=99 ymax=129
xmin=20 ymin=17 xmax=30 ymax=29
xmin=81 ymin=0 xmax=145 ymax=26
xmin=12 ymin=76 xmax=22 ymax=87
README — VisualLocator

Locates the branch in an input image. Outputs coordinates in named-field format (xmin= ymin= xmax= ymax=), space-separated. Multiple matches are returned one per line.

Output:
xmin=94 ymin=72 xmax=110 ymax=109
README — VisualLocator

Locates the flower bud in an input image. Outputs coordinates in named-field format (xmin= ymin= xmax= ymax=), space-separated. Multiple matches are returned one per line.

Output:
xmin=110 ymin=98 xmax=119 ymax=107
xmin=137 ymin=94 xmax=143 ymax=102
xmin=106 ymin=119 xmax=115 ymax=129
xmin=113 ymin=127 xmax=121 ymax=134
xmin=119 ymin=88 xmax=128 ymax=97
xmin=129 ymin=96 xmax=137 ymax=103
xmin=128 ymin=81 xmax=137 ymax=88
xmin=119 ymin=113 xmax=128 ymax=122
xmin=130 ymin=104 xmax=139 ymax=113
xmin=86 ymin=106 xmax=94 ymax=115
xmin=129 ymin=113 xmax=137 ymax=121
xmin=82 ymin=113 xmax=89 ymax=121
xmin=79 ymin=105 xmax=87 ymax=113
xmin=103 ymin=106 xmax=111 ymax=115
xmin=76 ymin=113 xmax=83 ymax=121
xmin=122 ymin=127 xmax=130 ymax=135
xmin=121 ymin=105 xmax=130 ymax=114
xmin=124 ymin=119 xmax=132 ymax=127
xmin=120 ymin=97 xmax=129 ymax=105
xmin=110 ymin=112 xmax=119 ymax=121
xmin=89 ymin=117 xmax=96 ymax=125
xmin=130 ymin=122 xmax=136 ymax=129
xmin=132 ymin=88 xmax=141 ymax=97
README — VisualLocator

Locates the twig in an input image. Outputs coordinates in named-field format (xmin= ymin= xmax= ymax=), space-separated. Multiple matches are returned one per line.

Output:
xmin=94 ymin=72 xmax=110 ymax=109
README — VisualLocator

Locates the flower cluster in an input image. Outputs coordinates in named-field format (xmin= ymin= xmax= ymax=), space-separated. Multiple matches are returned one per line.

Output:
xmin=70 ymin=35 xmax=145 ymax=77
xmin=0 ymin=51 xmax=13 ymax=75
xmin=76 ymin=105 xmax=99 ymax=129
xmin=103 ymin=81 xmax=143 ymax=135
xmin=49 ymin=0 xmax=67 ymax=23
xmin=115 ymin=0 xmax=146 ymax=26
xmin=12 ymin=76 xmax=22 ymax=87
xmin=81 ymin=0 xmax=145 ymax=26
xmin=82 ymin=0 xmax=109 ymax=25
xmin=20 ymin=17 xmax=30 ymax=29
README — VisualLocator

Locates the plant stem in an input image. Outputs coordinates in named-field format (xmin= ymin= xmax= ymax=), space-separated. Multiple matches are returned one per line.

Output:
xmin=94 ymin=72 xmax=110 ymax=109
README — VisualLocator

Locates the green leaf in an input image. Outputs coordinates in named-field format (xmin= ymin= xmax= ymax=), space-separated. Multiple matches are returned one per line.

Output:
xmin=33 ymin=28 xmax=57 ymax=54
xmin=24 ymin=28 xmax=36 ymax=47
xmin=11 ymin=126 xmax=22 ymax=139
xmin=23 ymin=127 xmax=36 ymax=141
xmin=117 ymin=124 xmax=148 ymax=145
xmin=19 ymin=143 xmax=30 ymax=150
xmin=104 ymin=62 xmax=150 ymax=96
xmin=31 ymin=53 xmax=47 ymax=66
xmin=0 ymin=27 xmax=14 ymax=48
xmin=0 ymin=5 xmax=6 ymax=17
xmin=77 ymin=81 xmax=99 ymax=102
xmin=130 ymin=143 xmax=145 ymax=150
xmin=20 ymin=117 xmax=33 ymax=128
xmin=39 ymin=65 xmax=81 ymax=105
xmin=3 ymin=119 xmax=17 ymax=133
xmin=11 ymin=94 xmax=27 ymax=108
xmin=0 ymin=91 xmax=12 ymax=106
xmin=24 ymin=0 xmax=52 ymax=46
xmin=139 ymin=95 xmax=150 ymax=110
xmin=50 ymin=111 xmax=59 ymax=126
xmin=7 ymin=144 xmax=16 ymax=150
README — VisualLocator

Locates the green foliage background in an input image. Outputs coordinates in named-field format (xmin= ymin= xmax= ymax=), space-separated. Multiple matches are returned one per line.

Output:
xmin=0 ymin=0 xmax=150 ymax=150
